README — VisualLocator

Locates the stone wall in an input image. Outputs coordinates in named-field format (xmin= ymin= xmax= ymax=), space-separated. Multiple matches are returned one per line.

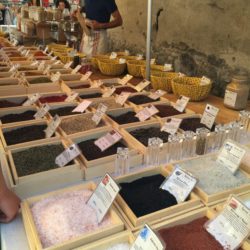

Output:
xmin=109 ymin=0 xmax=250 ymax=96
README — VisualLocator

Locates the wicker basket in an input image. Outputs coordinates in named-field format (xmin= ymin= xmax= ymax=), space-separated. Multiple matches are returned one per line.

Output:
xmin=91 ymin=55 xmax=109 ymax=69
xmin=98 ymin=59 xmax=126 ymax=76
xmin=140 ymin=64 xmax=165 ymax=78
xmin=171 ymin=76 xmax=212 ymax=101
xmin=54 ymin=52 xmax=85 ymax=63
xmin=127 ymin=60 xmax=146 ymax=77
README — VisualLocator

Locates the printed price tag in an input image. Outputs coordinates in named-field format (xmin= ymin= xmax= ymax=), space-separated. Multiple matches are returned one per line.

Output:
xmin=92 ymin=103 xmax=108 ymax=125
xmin=21 ymin=49 xmax=27 ymax=56
xmin=224 ymin=90 xmax=237 ymax=107
xmin=135 ymin=80 xmax=151 ymax=92
xmin=81 ymin=71 xmax=92 ymax=81
xmin=25 ymin=50 xmax=30 ymax=57
xmin=64 ymin=61 xmax=73 ymax=69
xmin=91 ymin=79 xmax=103 ymax=88
xmin=178 ymin=72 xmax=185 ymax=77
xmin=17 ymin=46 xmax=24 ymax=52
xmin=115 ymin=92 xmax=130 ymax=106
xmin=124 ymin=49 xmax=130 ymax=56
xmin=135 ymin=105 xmax=159 ymax=122
xmin=55 ymin=144 xmax=81 ymax=167
xmin=72 ymin=100 xmax=92 ymax=113
xmin=201 ymin=104 xmax=219 ymax=129
xmin=65 ymin=92 xmax=79 ymax=102
xmin=71 ymin=65 xmax=82 ymax=74
xmin=131 ymin=224 xmax=164 ymax=250
xmin=163 ymin=63 xmax=173 ymax=71
xmin=87 ymin=174 xmax=120 ymax=223
xmin=12 ymin=39 xmax=18 ymax=46
xmin=94 ymin=130 xmax=122 ymax=152
xmin=151 ymin=58 xmax=156 ymax=65
xmin=200 ymin=76 xmax=211 ymax=86
xmin=53 ymin=60 xmax=60 ymax=65
xmin=28 ymin=55 xmax=34 ymax=61
xmin=217 ymin=140 xmax=246 ymax=174
xmin=9 ymin=65 xmax=17 ymax=73
xmin=118 ymin=74 xmax=133 ymax=85
xmin=43 ymin=65 xmax=51 ymax=75
xmin=102 ymin=86 xmax=116 ymax=98
xmin=51 ymin=72 xmax=61 ymax=82
xmin=48 ymin=51 xmax=53 ymax=56
xmin=43 ymin=46 xmax=48 ymax=53
xmin=161 ymin=118 xmax=182 ymax=135
xmin=34 ymin=103 xmax=50 ymax=119
xmin=119 ymin=58 xmax=126 ymax=64
xmin=161 ymin=167 xmax=197 ymax=203
xmin=174 ymin=95 xmax=190 ymax=112
xmin=206 ymin=196 xmax=250 ymax=250
xmin=31 ymin=61 xmax=39 ymax=66
xmin=38 ymin=61 xmax=45 ymax=71
xmin=51 ymin=56 xmax=57 ymax=60
xmin=44 ymin=115 xmax=61 ymax=138
xmin=109 ymin=52 xmax=117 ymax=59
xmin=149 ymin=89 xmax=166 ymax=100
xmin=22 ymin=93 xmax=41 ymax=106
xmin=136 ymin=54 xmax=143 ymax=60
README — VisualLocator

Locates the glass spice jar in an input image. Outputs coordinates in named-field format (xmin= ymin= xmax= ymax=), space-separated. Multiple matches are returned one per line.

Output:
xmin=224 ymin=74 xmax=250 ymax=110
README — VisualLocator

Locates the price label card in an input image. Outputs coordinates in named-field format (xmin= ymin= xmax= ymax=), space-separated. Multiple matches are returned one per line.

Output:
xmin=135 ymin=105 xmax=159 ymax=122
xmin=31 ymin=61 xmax=38 ymax=66
xmin=115 ymin=92 xmax=130 ymax=106
xmin=81 ymin=71 xmax=93 ymax=81
xmin=34 ymin=103 xmax=50 ymax=119
xmin=25 ymin=50 xmax=30 ymax=57
xmin=71 ymin=65 xmax=82 ymax=74
xmin=136 ymin=54 xmax=143 ymax=60
xmin=51 ymin=56 xmax=57 ymax=61
xmin=87 ymin=174 xmax=120 ymax=223
xmin=72 ymin=100 xmax=92 ymax=113
xmin=51 ymin=72 xmax=61 ymax=82
xmin=178 ymin=72 xmax=185 ymax=77
xmin=161 ymin=167 xmax=197 ymax=203
xmin=55 ymin=144 xmax=81 ymax=167
xmin=28 ymin=55 xmax=34 ymax=61
xmin=9 ymin=65 xmax=17 ymax=73
xmin=44 ymin=115 xmax=61 ymax=138
xmin=12 ymin=39 xmax=18 ymax=46
xmin=119 ymin=58 xmax=126 ymax=64
xmin=118 ymin=74 xmax=133 ymax=85
xmin=201 ymin=104 xmax=219 ymax=129
xmin=22 ymin=93 xmax=41 ymax=106
xmin=48 ymin=51 xmax=53 ymax=56
xmin=161 ymin=118 xmax=182 ymax=135
xmin=200 ymin=76 xmax=211 ymax=86
xmin=124 ymin=49 xmax=130 ymax=56
xmin=92 ymin=103 xmax=108 ymax=125
xmin=102 ymin=87 xmax=116 ymax=98
xmin=21 ymin=49 xmax=27 ymax=56
xmin=149 ymin=90 xmax=166 ymax=100
xmin=151 ymin=58 xmax=156 ymax=65
xmin=94 ymin=130 xmax=122 ymax=152
xmin=224 ymin=90 xmax=237 ymax=107
xmin=64 ymin=61 xmax=73 ymax=69
xmin=163 ymin=63 xmax=173 ymax=71
xmin=131 ymin=224 xmax=164 ymax=250
xmin=205 ymin=196 xmax=250 ymax=250
xmin=38 ymin=61 xmax=45 ymax=71
xmin=135 ymin=80 xmax=151 ymax=92
xmin=217 ymin=140 xmax=246 ymax=174
xmin=53 ymin=60 xmax=60 ymax=65
xmin=109 ymin=52 xmax=117 ymax=59
xmin=174 ymin=95 xmax=190 ymax=112
xmin=91 ymin=79 xmax=104 ymax=88
xmin=17 ymin=46 xmax=24 ymax=52
xmin=43 ymin=65 xmax=51 ymax=75
xmin=65 ymin=92 xmax=79 ymax=102
xmin=43 ymin=46 xmax=48 ymax=53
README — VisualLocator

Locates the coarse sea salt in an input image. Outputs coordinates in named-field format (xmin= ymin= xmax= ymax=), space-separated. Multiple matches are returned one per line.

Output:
xmin=31 ymin=189 xmax=112 ymax=248
xmin=106 ymin=243 xmax=130 ymax=250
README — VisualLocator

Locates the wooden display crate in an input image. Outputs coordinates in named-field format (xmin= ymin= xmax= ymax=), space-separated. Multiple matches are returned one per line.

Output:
xmin=21 ymin=182 xmax=125 ymax=250
xmin=22 ymin=70 xmax=45 ymax=76
xmin=0 ymin=66 xmax=11 ymax=72
xmin=60 ymin=73 xmax=83 ymax=82
xmin=61 ymin=80 xmax=91 ymax=94
xmin=49 ymin=63 xmax=65 ymax=70
xmin=0 ymin=78 xmax=27 ymax=96
xmin=49 ymin=68 xmax=72 ymax=75
xmin=69 ymin=129 xmax=143 ymax=180
xmin=0 ymin=72 xmax=12 ymax=78
xmin=0 ymin=95 xmax=29 ymax=111
xmin=114 ymin=166 xmax=203 ymax=230
xmin=37 ymin=92 xmax=68 ymax=106
xmin=18 ymin=65 xmax=39 ymax=71
xmin=77 ymin=88 xmax=103 ymax=101
xmin=46 ymin=102 xmax=79 ymax=119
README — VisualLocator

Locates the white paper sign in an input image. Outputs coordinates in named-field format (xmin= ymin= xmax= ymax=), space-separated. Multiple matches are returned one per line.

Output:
xmin=161 ymin=167 xmax=197 ymax=203
xmin=94 ymin=130 xmax=122 ymax=152
xmin=38 ymin=61 xmax=45 ymax=71
xmin=201 ymin=104 xmax=219 ymax=129
xmin=124 ymin=49 xmax=130 ymax=56
xmin=21 ymin=49 xmax=27 ymax=56
xmin=51 ymin=72 xmax=61 ymax=82
xmin=43 ymin=65 xmax=51 ymax=75
xmin=149 ymin=90 xmax=166 ymax=100
xmin=92 ymin=103 xmax=108 ymax=125
xmin=55 ymin=144 xmax=81 ymax=167
xmin=217 ymin=140 xmax=246 ymax=174
xmin=25 ymin=50 xmax=30 ymax=57
xmin=136 ymin=54 xmax=143 ymax=60
xmin=51 ymin=56 xmax=57 ymax=60
xmin=65 ymin=92 xmax=79 ymax=102
xmin=109 ymin=52 xmax=117 ymax=59
xmin=174 ymin=95 xmax=190 ymax=112
xmin=224 ymin=90 xmax=237 ymax=107
xmin=91 ymin=79 xmax=104 ymax=88
xmin=87 ymin=174 xmax=120 ymax=223
xmin=22 ymin=93 xmax=41 ymax=106
xmin=44 ymin=115 xmax=61 ymax=138
xmin=115 ymin=92 xmax=130 ymax=106
xmin=119 ymin=58 xmax=126 ymax=64
xmin=43 ymin=46 xmax=48 ymax=53
xmin=163 ymin=63 xmax=173 ymax=71
xmin=135 ymin=105 xmax=159 ymax=122
xmin=178 ymin=72 xmax=185 ymax=77
xmin=161 ymin=118 xmax=182 ymax=135
xmin=206 ymin=196 xmax=250 ymax=250
xmin=17 ymin=46 xmax=24 ymax=52
xmin=150 ymin=58 xmax=156 ymax=65
xmin=53 ymin=60 xmax=60 ymax=65
xmin=64 ymin=61 xmax=73 ymax=69
xmin=31 ymin=61 xmax=38 ymax=66
xmin=118 ymin=74 xmax=133 ymax=85
xmin=102 ymin=87 xmax=116 ymax=98
xmin=71 ymin=65 xmax=82 ymax=74
xmin=131 ymin=224 xmax=164 ymax=250
xmin=135 ymin=80 xmax=151 ymax=92
xmin=81 ymin=71 xmax=92 ymax=81
xmin=200 ymin=76 xmax=211 ymax=86
xmin=34 ymin=103 xmax=50 ymax=119
xmin=72 ymin=100 xmax=92 ymax=113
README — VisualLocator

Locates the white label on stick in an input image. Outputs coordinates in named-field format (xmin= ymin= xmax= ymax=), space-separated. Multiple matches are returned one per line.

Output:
xmin=217 ymin=140 xmax=246 ymax=174
xmin=200 ymin=76 xmax=211 ymax=86
xmin=64 ymin=61 xmax=73 ymax=69
xmin=38 ymin=61 xmax=45 ymax=71
xmin=91 ymin=79 xmax=103 ymax=88
xmin=109 ymin=52 xmax=117 ymax=59
xmin=151 ymin=58 xmax=156 ymax=65
xmin=163 ymin=63 xmax=173 ymax=71
xmin=92 ymin=103 xmax=108 ymax=125
xmin=44 ymin=115 xmax=61 ymax=138
xmin=131 ymin=224 xmax=164 ymax=250
xmin=205 ymin=196 xmax=250 ymax=250
xmin=51 ymin=72 xmax=61 ymax=82
xmin=161 ymin=118 xmax=182 ymax=135
xmin=34 ymin=103 xmax=50 ymax=119
xmin=72 ymin=100 xmax=92 ymax=113
xmin=71 ymin=65 xmax=81 ymax=74
xmin=31 ymin=61 xmax=38 ymax=66
xmin=224 ymin=90 xmax=237 ymax=107
xmin=115 ymin=92 xmax=130 ymax=106
xmin=43 ymin=65 xmax=51 ymax=75
xmin=161 ymin=167 xmax=197 ymax=203
xmin=119 ymin=58 xmax=126 ymax=64
xmin=17 ymin=46 xmax=24 ymax=52
xmin=87 ymin=174 xmax=120 ymax=223
xmin=94 ymin=130 xmax=122 ymax=152
xmin=65 ymin=92 xmax=79 ymax=102
xmin=55 ymin=144 xmax=81 ymax=167
xmin=135 ymin=80 xmax=151 ymax=92
xmin=102 ymin=87 xmax=116 ymax=98
xmin=149 ymin=90 xmax=166 ymax=100
xmin=136 ymin=54 xmax=143 ymax=60
xmin=43 ymin=46 xmax=48 ymax=53
xmin=135 ymin=105 xmax=159 ymax=122
xmin=174 ymin=95 xmax=190 ymax=112
xmin=201 ymin=104 xmax=219 ymax=129
xmin=22 ymin=93 xmax=41 ymax=106
xmin=81 ymin=71 xmax=93 ymax=81
xmin=118 ymin=74 xmax=133 ymax=85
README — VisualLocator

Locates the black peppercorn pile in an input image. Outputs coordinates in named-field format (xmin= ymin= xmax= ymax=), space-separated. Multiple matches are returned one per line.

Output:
xmin=109 ymin=111 xmax=139 ymax=125
xmin=155 ymin=105 xmax=184 ymax=117
xmin=79 ymin=93 xmax=102 ymax=99
xmin=180 ymin=118 xmax=215 ymax=132
xmin=0 ymin=110 xmax=36 ymax=124
xmin=49 ymin=106 xmax=79 ymax=117
xmin=128 ymin=95 xmax=159 ymax=105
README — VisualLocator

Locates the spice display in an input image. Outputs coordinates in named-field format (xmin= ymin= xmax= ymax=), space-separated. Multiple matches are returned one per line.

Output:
xmin=0 ymin=110 xmax=36 ymax=124
xmin=31 ymin=189 xmax=112 ymax=248
xmin=158 ymin=217 xmax=224 ymax=250
xmin=24 ymin=71 xmax=44 ymax=76
xmin=103 ymin=82 xmax=122 ymax=87
xmin=7 ymin=52 xmax=21 ymax=57
xmin=106 ymin=243 xmax=130 ymax=250
xmin=119 ymin=175 xmax=177 ymax=217
xmin=0 ymin=68 xmax=9 ymax=72
xmin=3 ymin=124 xmax=51 ymax=145
xmin=49 ymin=106 xmax=79 ymax=116
xmin=19 ymin=67 xmax=37 ymax=71
xmin=70 ymin=84 xmax=90 ymax=89
xmin=78 ymin=139 xmax=125 ymax=161
xmin=60 ymin=113 xmax=104 ymax=135
xmin=179 ymin=156 xmax=250 ymax=194
xmin=114 ymin=87 xmax=137 ymax=95
xmin=79 ymin=92 xmax=102 ymax=99
xmin=130 ymin=127 xmax=170 ymax=146
xmin=180 ymin=117 xmax=215 ymax=132
xmin=109 ymin=111 xmax=139 ymax=124
xmin=0 ymin=99 xmax=26 ymax=108
xmin=33 ymin=51 xmax=47 ymax=57
xmin=128 ymin=95 xmax=158 ymax=105
xmin=39 ymin=95 xmax=67 ymax=103
xmin=28 ymin=77 xmax=52 ymax=84
xmin=92 ymin=99 xmax=122 ymax=110
xmin=12 ymin=144 xmax=68 ymax=176
xmin=155 ymin=104 xmax=184 ymax=117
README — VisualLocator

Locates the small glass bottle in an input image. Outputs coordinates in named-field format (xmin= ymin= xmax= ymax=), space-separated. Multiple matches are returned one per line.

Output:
xmin=146 ymin=137 xmax=163 ymax=167
xmin=115 ymin=147 xmax=130 ymax=176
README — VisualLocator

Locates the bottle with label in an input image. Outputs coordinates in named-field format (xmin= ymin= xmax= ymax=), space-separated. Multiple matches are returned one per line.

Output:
xmin=224 ymin=75 xmax=250 ymax=110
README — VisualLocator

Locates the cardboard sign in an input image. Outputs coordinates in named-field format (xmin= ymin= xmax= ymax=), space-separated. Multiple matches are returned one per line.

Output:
xmin=201 ymin=104 xmax=219 ymax=129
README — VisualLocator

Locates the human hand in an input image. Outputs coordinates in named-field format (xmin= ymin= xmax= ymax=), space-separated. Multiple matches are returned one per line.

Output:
xmin=86 ymin=20 xmax=103 ymax=30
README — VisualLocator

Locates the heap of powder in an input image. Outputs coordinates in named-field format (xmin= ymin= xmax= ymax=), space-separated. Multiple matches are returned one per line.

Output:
xmin=180 ymin=118 xmax=215 ymax=132
xmin=0 ymin=99 xmax=26 ymax=108
xmin=19 ymin=67 xmax=37 ymax=71
xmin=0 ymin=68 xmax=9 ymax=72
xmin=28 ymin=77 xmax=52 ymax=84
xmin=158 ymin=217 xmax=225 ymax=250
xmin=79 ymin=93 xmax=102 ymax=99
xmin=7 ymin=52 xmax=21 ymax=57
xmin=179 ymin=156 xmax=250 ymax=194
xmin=70 ymin=84 xmax=90 ymax=89
xmin=49 ymin=106 xmax=79 ymax=117
xmin=24 ymin=71 xmax=44 ymax=76
xmin=119 ymin=175 xmax=177 ymax=217
xmin=31 ymin=189 xmax=112 ymax=248
xmin=33 ymin=51 xmax=47 ymax=56
xmin=78 ymin=139 xmax=125 ymax=161
xmin=0 ymin=110 xmax=36 ymax=124
xmin=106 ymin=243 xmax=130 ymax=250
xmin=109 ymin=111 xmax=139 ymax=124
xmin=103 ymin=82 xmax=121 ymax=87
xmin=39 ymin=95 xmax=67 ymax=103
xmin=130 ymin=127 xmax=170 ymax=146
xmin=128 ymin=95 xmax=159 ymax=105
xmin=155 ymin=105 xmax=184 ymax=117
xmin=12 ymin=144 xmax=68 ymax=176
xmin=114 ymin=87 xmax=137 ymax=95
xmin=60 ymin=113 xmax=104 ymax=135
xmin=91 ymin=99 xmax=122 ymax=110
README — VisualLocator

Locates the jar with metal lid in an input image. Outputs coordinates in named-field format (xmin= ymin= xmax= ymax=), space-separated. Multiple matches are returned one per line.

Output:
xmin=224 ymin=74 xmax=250 ymax=110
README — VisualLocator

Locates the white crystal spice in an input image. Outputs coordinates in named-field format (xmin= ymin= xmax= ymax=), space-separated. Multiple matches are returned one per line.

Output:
xmin=106 ymin=243 xmax=130 ymax=250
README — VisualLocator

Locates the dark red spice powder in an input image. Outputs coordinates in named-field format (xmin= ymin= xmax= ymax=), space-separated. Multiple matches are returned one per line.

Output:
xmin=155 ymin=105 xmax=184 ymax=117
xmin=39 ymin=95 xmax=67 ymax=103
xmin=114 ymin=86 xmax=137 ymax=95
xmin=34 ymin=51 xmax=47 ymax=57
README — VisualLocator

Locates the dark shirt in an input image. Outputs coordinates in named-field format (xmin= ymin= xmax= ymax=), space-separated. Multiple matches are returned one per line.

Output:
xmin=0 ymin=9 xmax=5 ymax=25
xmin=84 ymin=0 xmax=117 ymax=23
